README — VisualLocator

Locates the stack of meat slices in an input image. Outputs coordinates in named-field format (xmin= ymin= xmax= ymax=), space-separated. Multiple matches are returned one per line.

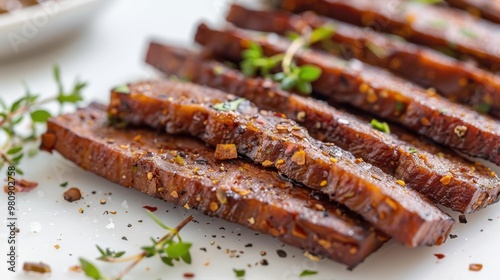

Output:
xmin=40 ymin=1 xmax=500 ymax=269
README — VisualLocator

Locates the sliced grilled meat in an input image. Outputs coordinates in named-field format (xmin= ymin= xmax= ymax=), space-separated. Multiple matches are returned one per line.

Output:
xmin=108 ymin=79 xmax=454 ymax=247
xmin=194 ymin=24 xmax=500 ymax=166
xmin=226 ymin=4 xmax=500 ymax=118
xmin=444 ymin=0 xmax=500 ymax=24
xmin=40 ymin=105 xmax=387 ymax=268
xmin=277 ymin=0 xmax=500 ymax=72
xmin=144 ymin=42 xmax=500 ymax=213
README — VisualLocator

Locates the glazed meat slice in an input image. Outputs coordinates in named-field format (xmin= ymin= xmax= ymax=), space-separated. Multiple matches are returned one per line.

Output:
xmin=145 ymin=42 xmax=500 ymax=213
xmin=277 ymin=0 xmax=500 ymax=72
xmin=194 ymin=24 xmax=500 ymax=166
xmin=40 ymin=105 xmax=388 ymax=268
xmin=226 ymin=4 xmax=500 ymax=118
xmin=444 ymin=0 xmax=500 ymax=24
xmin=108 ymin=80 xmax=454 ymax=247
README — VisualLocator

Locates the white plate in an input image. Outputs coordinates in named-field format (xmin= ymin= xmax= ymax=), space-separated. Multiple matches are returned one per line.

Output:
xmin=0 ymin=0 xmax=110 ymax=61
xmin=1 ymin=0 xmax=500 ymax=279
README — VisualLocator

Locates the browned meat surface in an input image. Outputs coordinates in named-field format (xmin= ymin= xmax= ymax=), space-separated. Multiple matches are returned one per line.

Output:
xmin=145 ymin=42 xmax=500 ymax=213
xmin=226 ymin=4 xmax=500 ymax=118
xmin=194 ymin=24 xmax=500 ymax=166
xmin=40 ymin=105 xmax=387 ymax=268
xmin=445 ymin=0 xmax=500 ymax=24
xmin=278 ymin=0 xmax=500 ymax=72
xmin=108 ymin=80 xmax=454 ymax=247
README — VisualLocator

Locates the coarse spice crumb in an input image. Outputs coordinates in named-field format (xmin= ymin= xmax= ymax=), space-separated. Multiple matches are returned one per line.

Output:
xmin=459 ymin=215 xmax=467 ymax=224
xmin=277 ymin=249 xmax=287 ymax=258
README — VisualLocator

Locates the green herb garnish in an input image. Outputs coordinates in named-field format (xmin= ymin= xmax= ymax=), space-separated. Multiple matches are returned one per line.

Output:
xmin=213 ymin=98 xmax=246 ymax=111
xmin=427 ymin=19 xmax=448 ymax=29
xmin=240 ymin=25 xmax=334 ymax=95
xmin=233 ymin=268 xmax=246 ymax=278
xmin=60 ymin=181 xmax=68 ymax=187
xmin=0 ymin=65 xmax=86 ymax=174
xmin=408 ymin=147 xmax=418 ymax=154
xmin=79 ymin=258 xmax=104 ymax=280
xmin=395 ymin=101 xmax=405 ymax=113
xmin=371 ymin=119 xmax=391 ymax=133
xmin=474 ymin=102 xmax=491 ymax=114
xmin=285 ymin=31 xmax=301 ymax=41
xmin=309 ymin=25 xmax=335 ymax=44
xmin=241 ymin=42 xmax=284 ymax=77
xmin=113 ymin=84 xmax=130 ymax=94
xmin=460 ymin=28 xmax=479 ymax=39
xmin=273 ymin=64 xmax=322 ymax=94
xmin=80 ymin=212 xmax=193 ymax=280
xmin=300 ymin=269 xmax=318 ymax=277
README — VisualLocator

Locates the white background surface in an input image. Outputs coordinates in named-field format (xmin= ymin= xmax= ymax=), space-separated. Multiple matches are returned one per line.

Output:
xmin=1 ymin=0 xmax=500 ymax=279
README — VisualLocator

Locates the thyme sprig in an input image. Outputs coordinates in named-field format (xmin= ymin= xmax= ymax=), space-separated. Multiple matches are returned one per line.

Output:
xmin=80 ymin=212 xmax=193 ymax=280
xmin=0 ymin=65 xmax=86 ymax=173
xmin=240 ymin=26 xmax=334 ymax=94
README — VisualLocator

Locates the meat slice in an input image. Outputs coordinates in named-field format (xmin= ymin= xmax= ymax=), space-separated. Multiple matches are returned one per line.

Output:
xmin=144 ymin=42 xmax=500 ymax=213
xmin=40 ymin=105 xmax=387 ymax=268
xmin=277 ymin=0 xmax=500 ymax=72
xmin=226 ymin=4 xmax=500 ymax=118
xmin=444 ymin=0 xmax=500 ymax=24
xmin=194 ymin=24 xmax=500 ymax=166
xmin=108 ymin=80 xmax=454 ymax=247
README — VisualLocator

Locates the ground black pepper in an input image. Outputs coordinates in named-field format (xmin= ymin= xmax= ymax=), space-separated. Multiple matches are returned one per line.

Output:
xmin=277 ymin=249 xmax=287 ymax=258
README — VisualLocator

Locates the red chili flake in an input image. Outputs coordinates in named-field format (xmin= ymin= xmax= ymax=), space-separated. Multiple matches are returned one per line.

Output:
xmin=469 ymin=264 xmax=483 ymax=271
xmin=183 ymin=272 xmax=195 ymax=278
xmin=434 ymin=253 xmax=445 ymax=259
xmin=4 ymin=179 xmax=39 ymax=193
xmin=142 ymin=205 xmax=158 ymax=212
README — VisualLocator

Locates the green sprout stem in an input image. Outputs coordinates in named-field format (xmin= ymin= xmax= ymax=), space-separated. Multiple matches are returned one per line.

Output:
xmin=282 ymin=34 xmax=308 ymax=76
xmin=116 ymin=215 xmax=192 ymax=279
xmin=0 ymin=65 xmax=86 ymax=173
xmin=240 ymin=25 xmax=332 ymax=95
xmin=81 ymin=214 xmax=193 ymax=280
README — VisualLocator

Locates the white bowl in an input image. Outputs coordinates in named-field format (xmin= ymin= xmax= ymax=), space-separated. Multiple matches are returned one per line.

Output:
xmin=0 ymin=0 xmax=109 ymax=61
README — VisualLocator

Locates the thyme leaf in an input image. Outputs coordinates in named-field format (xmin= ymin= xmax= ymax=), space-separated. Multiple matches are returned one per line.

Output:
xmin=80 ymin=213 xmax=193 ymax=280
xmin=371 ymin=119 xmax=391 ymax=133
xmin=240 ymin=25 xmax=334 ymax=95
xmin=233 ymin=268 xmax=246 ymax=278
xmin=213 ymin=98 xmax=246 ymax=111
xmin=300 ymin=269 xmax=318 ymax=277
xmin=0 ymin=65 xmax=86 ymax=173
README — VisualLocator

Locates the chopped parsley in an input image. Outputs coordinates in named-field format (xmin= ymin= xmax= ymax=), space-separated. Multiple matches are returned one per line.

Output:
xmin=213 ymin=98 xmax=246 ymax=111
xmin=300 ymin=270 xmax=318 ymax=277
xmin=233 ymin=268 xmax=245 ymax=278
xmin=370 ymin=119 xmax=391 ymax=133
